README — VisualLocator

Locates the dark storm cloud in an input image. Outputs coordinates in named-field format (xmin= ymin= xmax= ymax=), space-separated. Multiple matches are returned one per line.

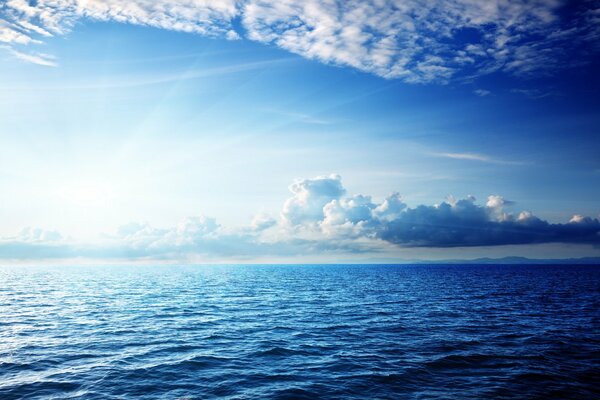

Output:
xmin=377 ymin=199 xmax=600 ymax=247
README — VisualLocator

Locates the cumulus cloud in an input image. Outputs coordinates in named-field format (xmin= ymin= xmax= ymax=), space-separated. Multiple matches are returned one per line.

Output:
xmin=16 ymin=226 xmax=62 ymax=242
xmin=275 ymin=177 xmax=600 ymax=248
xmin=281 ymin=174 xmax=345 ymax=226
xmin=0 ymin=227 xmax=70 ymax=260
xmin=1 ymin=0 xmax=598 ymax=81
xmin=1 ymin=175 xmax=599 ymax=261
xmin=282 ymin=175 xmax=600 ymax=247
xmin=378 ymin=198 xmax=600 ymax=247
xmin=321 ymin=195 xmax=378 ymax=238
xmin=278 ymin=175 xmax=600 ymax=249
xmin=250 ymin=213 xmax=277 ymax=232
xmin=373 ymin=193 xmax=407 ymax=221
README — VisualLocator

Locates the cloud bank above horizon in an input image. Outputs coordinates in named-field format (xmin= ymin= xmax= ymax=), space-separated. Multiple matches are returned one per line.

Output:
xmin=1 ymin=0 xmax=599 ymax=82
xmin=1 ymin=174 xmax=599 ymax=262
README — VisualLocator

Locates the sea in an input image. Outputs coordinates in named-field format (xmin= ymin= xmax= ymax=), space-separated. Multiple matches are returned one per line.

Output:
xmin=0 ymin=264 xmax=599 ymax=399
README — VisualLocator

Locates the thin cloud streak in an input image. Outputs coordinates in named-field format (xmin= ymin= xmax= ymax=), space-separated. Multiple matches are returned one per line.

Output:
xmin=3 ymin=46 xmax=57 ymax=66
xmin=2 ymin=57 xmax=294 ymax=90
xmin=430 ymin=152 xmax=528 ymax=165
xmin=261 ymin=108 xmax=335 ymax=125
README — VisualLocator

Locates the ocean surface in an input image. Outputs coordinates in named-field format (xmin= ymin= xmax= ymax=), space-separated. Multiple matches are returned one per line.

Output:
xmin=1 ymin=264 xmax=599 ymax=399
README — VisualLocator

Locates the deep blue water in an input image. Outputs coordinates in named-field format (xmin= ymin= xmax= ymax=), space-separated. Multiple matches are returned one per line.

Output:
xmin=1 ymin=264 xmax=599 ymax=399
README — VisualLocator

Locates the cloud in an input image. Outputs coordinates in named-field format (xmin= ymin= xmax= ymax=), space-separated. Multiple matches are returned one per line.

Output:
xmin=434 ymin=152 xmax=496 ymax=162
xmin=321 ymin=194 xmax=378 ymax=238
xmin=278 ymin=178 xmax=600 ymax=248
xmin=2 ymin=46 xmax=57 ymax=66
xmin=15 ymin=227 xmax=62 ymax=242
xmin=1 ymin=0 xmax=599 ymax=81
xmin=430 ymin=152 xmax=525 ymax=165
xmin=510 ymin=88 xmax=556 ymax=99
xmin=1 ymin=175 xmax=599 ymax=261
xmin=2 ymin=0 xmax=239 ymax=37
xmin=0 ymin=23 xmax=39 ymax=44
xmin=474 ymin=89 xmax=491 ymax=97
xmin=0 ymin=227 xmax=70 ymax=260
xmin=250 ymin=213 xmax=277 ymax=231
xmin=377 ymin=197 xmax=600 ymax=247
xmin=263 ymin=108 xmax=334 ymax=125
xmin=281 ymin=174 xmax=346 ymax=226
xmin=43 ymin=58 xmax=290 ymax=89
xmin=373 ymin=193 xmax=407 ymax=221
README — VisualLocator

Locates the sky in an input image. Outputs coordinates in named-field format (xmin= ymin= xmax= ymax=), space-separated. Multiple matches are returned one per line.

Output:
xmin=0 ymin=0 xmax=599 ymax=263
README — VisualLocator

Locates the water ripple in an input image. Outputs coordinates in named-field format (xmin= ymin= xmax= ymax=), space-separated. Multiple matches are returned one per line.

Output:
xmin=0 ymin=264 xmax=599 ymax=399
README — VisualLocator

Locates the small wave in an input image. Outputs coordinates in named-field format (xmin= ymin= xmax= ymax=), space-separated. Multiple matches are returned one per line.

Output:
xmin=0 ymin=380 xmax=80 ymax=399
xmin=423 ymin=353 xmax=519 ymax=370
xmin=251 ymin=347 xmax=312 ymax=357
xmin=269 ymin=387 xmax=321 ymax=399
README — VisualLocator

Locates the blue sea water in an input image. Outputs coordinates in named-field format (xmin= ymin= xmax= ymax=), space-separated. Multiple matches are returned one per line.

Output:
xmin=0 ymin=264 xmax=599 ymax=399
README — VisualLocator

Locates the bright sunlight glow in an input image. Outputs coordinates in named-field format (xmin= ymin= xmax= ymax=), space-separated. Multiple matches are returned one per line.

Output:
xmin=57 ymin=181 xmax=116 ymax=207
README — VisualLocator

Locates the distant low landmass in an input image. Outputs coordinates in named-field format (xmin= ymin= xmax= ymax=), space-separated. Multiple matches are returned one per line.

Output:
xmin=416 ymin=256 xmax=600 ymax=265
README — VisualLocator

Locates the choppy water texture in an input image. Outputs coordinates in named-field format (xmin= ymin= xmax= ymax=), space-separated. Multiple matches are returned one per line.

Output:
xmin=1 ymin=264 xmax=599 ymax=399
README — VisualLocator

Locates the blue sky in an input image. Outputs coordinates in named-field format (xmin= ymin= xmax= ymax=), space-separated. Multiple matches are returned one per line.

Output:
xmin=1 ymin=0 xmax=599 ymax=263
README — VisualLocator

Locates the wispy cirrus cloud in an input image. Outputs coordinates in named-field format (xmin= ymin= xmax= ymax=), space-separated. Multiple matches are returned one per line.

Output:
xmin=1 ymin=0 xmax=599 ymax=82
xmin=0 ymin=22 xmax=39 ymax=44
xmin=2 ymin=46 xmax=57 ymax=66
xmin=430 ymin=152 xmax=526 ymax=165
xmin=474 ymin=89 xmax=492 ymax=97
xmin=510 ymin=88 xmax=558 ymax=99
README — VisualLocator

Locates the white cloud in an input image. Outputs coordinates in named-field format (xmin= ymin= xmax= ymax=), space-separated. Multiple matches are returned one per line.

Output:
xmin=76 ymin=0 xmax=239 ymax=36
xmin=486 ymin=195 xmax=511 ymax=210
xmin=321 ymin=195 xmax=377 ymax=238
xmin=2 ymin=45 xmax=57 ymax=66
xmin=430 ymin=151 xmax=526 ymax=165
xmin=373 ymin=193 xmax=407 ymax=221
xmin=16 ymin=19 xmax=53 ymax=37
xmin=240 ymin=0 xmax=595 ymax=82
xmin=1 ymin=173 xmax=600 ymax=261
xmin=250 ymin=213 xmax=276 ymax=231
xmin=281 ymin=174 xmax=345 ymax=226
xmin=12 ymin=50 xmax=56 ymax=66
xmin=1 ymin=0 xmax=598 ymax=81
xmin=0 ymin=22 xmax=39 ymax=44
xmin=16 ymin=227 xmax=62 ymax=242
xmin=486 ymin=195 xmax=515 ymax=222
xmin=434 ymin=152 xmax=496 ymax=162
xmin=3 ymin=0 xmax=239 ymax=36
